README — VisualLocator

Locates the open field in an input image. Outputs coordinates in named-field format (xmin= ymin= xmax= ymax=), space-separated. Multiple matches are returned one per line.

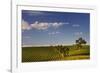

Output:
xmin=22 ymin=45 xmax=90 ymax=62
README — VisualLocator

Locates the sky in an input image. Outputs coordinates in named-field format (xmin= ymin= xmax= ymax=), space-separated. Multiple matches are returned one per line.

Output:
xmin=22 ymin=10 xmax=90 ymax=47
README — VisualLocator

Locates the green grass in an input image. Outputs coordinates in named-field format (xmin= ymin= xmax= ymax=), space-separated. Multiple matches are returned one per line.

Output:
xmin=64 ymin=55 xmax=90 ymax=60
xmin=22 ymin=45 xmax=90 ymax=62
xmin=22 ymin=47 xmax=62 ymax=62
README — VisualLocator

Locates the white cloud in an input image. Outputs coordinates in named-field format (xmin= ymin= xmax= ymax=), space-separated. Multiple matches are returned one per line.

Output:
xmin=31 ymin=21 xmax=49 ymax=30
xmin=31 ymin=22 xmax=63 ymax=30
xmin=48 ymin=31 xmax=60 ymax=35
xmin=22 ymin=20 xmax=31 ymax=30
xmin=52 ymin=22 xmax=63 ymax=28
xmin=74 ymin=32 xmax=83 ymax=36
xmin=22 ymin=20 xmax=64 ymax=31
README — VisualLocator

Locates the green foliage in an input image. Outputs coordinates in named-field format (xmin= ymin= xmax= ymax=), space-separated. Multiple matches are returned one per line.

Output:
xmin=76 ymin=37 xmax=87 ymax=44
xmin=56 ymin=45 xmax=69 ymax=57
xmin=75 ymin=37 xmax=87 ymax=49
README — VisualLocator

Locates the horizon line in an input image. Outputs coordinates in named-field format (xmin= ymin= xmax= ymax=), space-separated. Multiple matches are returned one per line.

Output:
xmin=22 ymin=43 xmax=90 ymax=47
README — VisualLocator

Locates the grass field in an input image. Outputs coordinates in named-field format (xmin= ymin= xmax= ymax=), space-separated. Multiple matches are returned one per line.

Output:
xmin=22 ymin=45 xmax=90 ymax=62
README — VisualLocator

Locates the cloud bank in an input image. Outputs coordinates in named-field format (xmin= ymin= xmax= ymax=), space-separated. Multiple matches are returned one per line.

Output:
xmin=22 ymin=20 xmax=63 ymax=30
xmin=22 ymin=20 xmax=31 ymax=30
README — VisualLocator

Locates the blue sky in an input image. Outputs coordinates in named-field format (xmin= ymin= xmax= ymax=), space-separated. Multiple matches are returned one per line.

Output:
xmin=22 ymin=10 xmax=90 ymax=46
